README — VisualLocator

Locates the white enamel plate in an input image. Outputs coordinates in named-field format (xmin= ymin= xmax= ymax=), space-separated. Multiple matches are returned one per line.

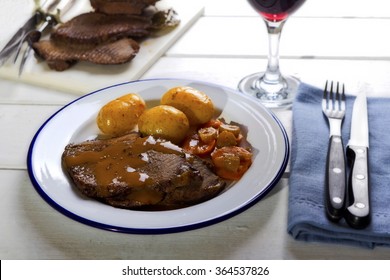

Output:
xmin=27 ymin=79 xmax=289 ymax=234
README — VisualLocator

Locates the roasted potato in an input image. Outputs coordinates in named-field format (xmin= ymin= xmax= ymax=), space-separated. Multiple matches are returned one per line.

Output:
xmin=161 ymin=86 xmax=215 ymax=125
xmin=97 ymin=93 xmax=146 ymax=135
xmin=138 ymin=105 xmax=190 ymax=144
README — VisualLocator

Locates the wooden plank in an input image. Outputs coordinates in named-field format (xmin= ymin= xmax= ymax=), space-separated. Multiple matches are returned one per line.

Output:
xmin=0 ymin=79 xmax=76 ymax=105
xmin=2 ymin=170 xmax=388 ymax=259
xmin=166 ymin=17 xmax=390 ymax=59
xmin=0 ymin=171 xmax=286 ymax=259
xmin=0 ymin=104 xmax=60 ymax=169
xmin=143 ymin=57 xmax=390 ymax=97
xmin=204 ymin=0 xmax=390 ymax=18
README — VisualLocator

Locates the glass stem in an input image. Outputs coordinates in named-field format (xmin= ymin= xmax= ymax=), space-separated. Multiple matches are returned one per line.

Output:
xmin=255 ymin=20 xmax=286 ymax=95
xmin=265 ymin=20 xmax=285 ymax=83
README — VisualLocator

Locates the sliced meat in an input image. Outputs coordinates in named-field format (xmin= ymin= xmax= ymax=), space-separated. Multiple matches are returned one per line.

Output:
xmin=30 ymin=1 xmax=180 ymax=71
xmin=32 ymin=37 xmax=140 ymax=71
xmin=51 ymin=12 xmax=152 ymax=46
xmin=90 ymin=0 xmax=160 ymax=15
xmin=62 ymin=134 xmax=226 ymax=210
xmin=62 ymin=133 xmax=141 ymax=198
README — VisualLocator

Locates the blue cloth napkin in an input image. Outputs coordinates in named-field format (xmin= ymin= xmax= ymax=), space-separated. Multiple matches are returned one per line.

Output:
xmin=288 ymin=83 xmax=390 ymax=248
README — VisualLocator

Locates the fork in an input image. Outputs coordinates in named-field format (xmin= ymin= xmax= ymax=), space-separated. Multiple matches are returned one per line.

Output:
xmin=18 ymin=0 xmax=75 ymax=75
xmin=322 ymin=81 xmax=347 ymax=222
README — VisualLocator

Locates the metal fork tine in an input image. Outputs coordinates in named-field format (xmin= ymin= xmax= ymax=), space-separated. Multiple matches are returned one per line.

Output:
xmin=322 ymin=80 xmax=346 ymax=117
xmin=13 ymin=39 xmax=24 ymax=64
xmin=18 ymin=46 xmax=32 ymax=76
xmin=18 ymin=29 xmax=42 ymax=76
xmin=335 ymin=82 xmax=341 ymax=111
xmin=329 ymin=81 xmax=334 ymax=111
xmin=13 ymin=30 xmax=30 ymax=64
xmin=322 ymin=80 xmax=328 ymax=110
xmin=341 ymin=83 xmax=346 ymax=111
xmin=336 ymin=82 xmax=344 ymax=111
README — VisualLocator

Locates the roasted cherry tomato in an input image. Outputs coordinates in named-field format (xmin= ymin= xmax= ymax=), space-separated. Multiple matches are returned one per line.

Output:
xmin=182 ymin=133 xmax=216 ymax=156
xmin=202 ymin=119 xmax=222 ymax=129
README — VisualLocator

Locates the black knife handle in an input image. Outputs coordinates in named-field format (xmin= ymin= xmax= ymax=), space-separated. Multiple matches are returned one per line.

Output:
xmin=325 ymin=135 xmax=347 ymax=222
xmin=345 ymin=145 xmax=370 ymax=229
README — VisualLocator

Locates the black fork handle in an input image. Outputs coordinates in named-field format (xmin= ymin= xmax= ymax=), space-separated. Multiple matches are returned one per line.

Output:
xmin=325 ymin=135 xmax=347 ymax=221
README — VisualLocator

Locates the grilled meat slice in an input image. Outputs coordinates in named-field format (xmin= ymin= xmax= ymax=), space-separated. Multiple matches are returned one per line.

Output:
xmin=63 ymin=133 xmax=141 ymax=198
xmin=51 ymin=12 xmax=152 ymax=46
xmin=90 ymin=0 xmax=160 ymax=15
xmin=32 ymin=37 xmax=140 ymax=71
xmin=62 ymin=133 xmax=226 ymax=210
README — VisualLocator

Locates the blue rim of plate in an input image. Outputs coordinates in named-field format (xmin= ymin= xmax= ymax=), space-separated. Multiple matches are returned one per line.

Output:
xmin=26 ymin=78 xmax=289 ymax=234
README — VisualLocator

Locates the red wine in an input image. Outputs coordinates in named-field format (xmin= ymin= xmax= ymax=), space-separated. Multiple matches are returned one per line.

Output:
xmin=248 ymin=0 xmax=305 ymax=22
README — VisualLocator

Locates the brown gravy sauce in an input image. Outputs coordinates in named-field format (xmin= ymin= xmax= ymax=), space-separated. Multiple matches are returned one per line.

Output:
xmin=63 ymin=136 xmax=188 ymax=188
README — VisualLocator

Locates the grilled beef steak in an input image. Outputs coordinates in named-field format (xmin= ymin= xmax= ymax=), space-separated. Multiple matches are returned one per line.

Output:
xmin=62 ymin=133 xmax=226 ymax=210
xmin=33 ymin=37 xmax=140 ymax=71
xmin=90 ymin=0 xmax=160 ymax=15
xmin=50 ymin=12 xmax=152 ymax=46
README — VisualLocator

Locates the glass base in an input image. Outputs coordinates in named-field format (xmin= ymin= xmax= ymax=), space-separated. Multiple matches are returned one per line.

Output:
xmin=238 ymin=72 xmax=300 ymax=109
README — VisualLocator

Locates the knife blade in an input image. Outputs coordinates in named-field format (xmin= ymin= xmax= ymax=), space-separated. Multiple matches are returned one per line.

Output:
xmin=345 ymin=91 xmax=370 ymax=229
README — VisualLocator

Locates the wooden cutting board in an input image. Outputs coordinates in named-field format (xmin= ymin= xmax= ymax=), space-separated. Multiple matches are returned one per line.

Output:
xmin=0 ymin=0 xmax=204 ymax=95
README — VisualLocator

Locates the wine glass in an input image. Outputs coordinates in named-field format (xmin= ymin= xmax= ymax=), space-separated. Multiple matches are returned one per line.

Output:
xmin=238 ymin=0 xmax=306 ymax=109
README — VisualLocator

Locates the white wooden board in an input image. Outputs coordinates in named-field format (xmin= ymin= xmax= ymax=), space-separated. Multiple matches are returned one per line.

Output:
xmin=166 ymin=17 xmax=390 ymax=60
xmin=0 ymin=0 xmax=204 ymax=95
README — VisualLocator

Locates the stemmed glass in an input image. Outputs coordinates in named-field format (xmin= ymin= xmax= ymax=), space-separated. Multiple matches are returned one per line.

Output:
xmin=238 ymin=0 xmax=306 ymax=109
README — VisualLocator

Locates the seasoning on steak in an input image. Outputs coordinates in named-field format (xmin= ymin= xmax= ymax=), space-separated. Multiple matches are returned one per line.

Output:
xmin=50 ymin=12 xmax=152 ymax=46
xmin=33 ymin=37 xmax=140 ymax=71
xmin=62 ymin=133 xmax=226 ymax=210
xmin=90 ymin=0 xmax=160 ymax=15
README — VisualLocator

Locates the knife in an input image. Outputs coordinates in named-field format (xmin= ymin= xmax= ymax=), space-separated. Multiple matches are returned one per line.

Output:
xmin=345 ymin=91 xmax=370 ymax=229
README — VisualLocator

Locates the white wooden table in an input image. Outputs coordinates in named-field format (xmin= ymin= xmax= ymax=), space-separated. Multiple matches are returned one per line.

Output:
xmin=1 ymin=0 xmax=390 ymax=259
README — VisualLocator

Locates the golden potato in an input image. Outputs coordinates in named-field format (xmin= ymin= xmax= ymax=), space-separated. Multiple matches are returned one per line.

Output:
xmin=161 ymin=86 xmax=215 ymax=125
xmin=97 ymin=93 xmax=146 ymax=135
xmin=138 ymin=105 xmax=190 ymax=144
